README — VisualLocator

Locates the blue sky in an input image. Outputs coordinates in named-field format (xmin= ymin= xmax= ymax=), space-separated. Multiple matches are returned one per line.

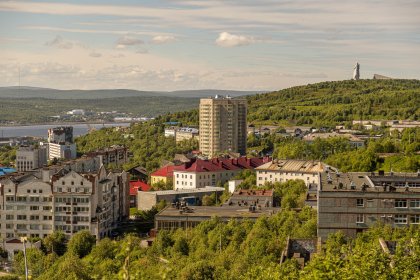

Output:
xmin=0 ymin=0 xmax=419 ymax=91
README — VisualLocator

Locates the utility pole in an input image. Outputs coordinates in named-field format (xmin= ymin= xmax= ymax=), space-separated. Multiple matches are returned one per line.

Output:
xmin=21 ymin=237 xmax=28 ymax=280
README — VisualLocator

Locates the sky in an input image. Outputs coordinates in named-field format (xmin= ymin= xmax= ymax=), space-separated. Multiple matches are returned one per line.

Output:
xmin=0 ymin=0 xmax=419 ymax=91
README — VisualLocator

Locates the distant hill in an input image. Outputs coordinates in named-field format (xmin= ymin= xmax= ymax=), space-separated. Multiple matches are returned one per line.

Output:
xmin=247 ymin=79 xmax=420 ymax=126
xmin=0 ymin=87 xmax=262 ymax=99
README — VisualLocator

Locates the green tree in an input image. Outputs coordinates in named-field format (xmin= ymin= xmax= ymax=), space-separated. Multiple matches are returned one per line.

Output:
xmin=43 ymin=231 xmax=67 ymax=255
xmin=67 ymin=231 xmax=96 ymax=258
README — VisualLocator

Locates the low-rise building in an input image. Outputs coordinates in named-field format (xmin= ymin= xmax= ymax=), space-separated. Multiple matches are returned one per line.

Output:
xmin=150 ymin=165 xmax=175 ymax=185
xmin=16 ymin=145 xmax=48 ymax=171
xmin=317 ymin=171 xmax=420 ymax=240
xmin=226 ymin=189 xmax=274 ymax=208
xmin=137 ymin=187 xmax=224 ymax=210
xmin=155 ymin=205 xmax=279 ymax=231
xmin=164 ymin=127 xmax=177 ymax=137
xmin=256 ymin=159 xmax=325 ymax=187
xmin=175 ymin=127 xmax=199 ymax=142
xmin=129 ymin=180 xmax=151 ymax=208
xmin=173 ymin=157 xmax=270 ymax=190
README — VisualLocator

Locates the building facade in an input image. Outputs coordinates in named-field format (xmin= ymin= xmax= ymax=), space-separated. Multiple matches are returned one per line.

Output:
xmin=175 ymin=127 xmax=199 ymax=143
xmin=85 ymin=145 xmax=129 ymax=166
xmin=199 ymin=96 xmax=247 ymax=157
xmin=137 ymin=187 xmax=224 ymax=210
xmin=0 ymin=165 xmax=129 ymax=240
xmin=256 ymin=159 xmax=325 ymax=187
xmin=47 ymin=126 xmax=77 ymax=160
xmin=173 ymin=157 xmax=269 ymax=190
xmin=317 ymin=171 xmax=420 ymax=240
xmin=15 ymin=146 xmax=48 ymax=172
xmin=47 ymin=142 xmax=77 ymax=160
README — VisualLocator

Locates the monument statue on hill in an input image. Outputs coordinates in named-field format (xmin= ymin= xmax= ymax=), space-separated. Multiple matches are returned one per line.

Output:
xmin=353 ymin=62 xmax=360 ymax=80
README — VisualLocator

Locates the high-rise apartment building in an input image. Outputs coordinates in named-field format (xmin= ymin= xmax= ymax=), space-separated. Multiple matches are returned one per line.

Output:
xmin=199 ymin=96 xmax=247 ymax=157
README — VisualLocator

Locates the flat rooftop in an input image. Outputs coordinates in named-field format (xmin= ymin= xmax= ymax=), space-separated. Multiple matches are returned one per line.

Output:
xmin=320 ymin=172 xmax=420 ymax=193
xmin=256 ymin=159 xmax=324 ymax=173
xmin=156 ymin=205 xmax=279 ymax=219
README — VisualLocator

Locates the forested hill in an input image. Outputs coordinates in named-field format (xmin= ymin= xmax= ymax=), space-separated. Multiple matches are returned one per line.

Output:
xmin=247 ymin=79 xmax=420 ymax=126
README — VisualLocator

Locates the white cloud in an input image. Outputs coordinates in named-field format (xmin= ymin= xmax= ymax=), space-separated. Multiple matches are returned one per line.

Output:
xmin=45 ymin=35 xmax=73 ymax=49
xmin=116 ymin=35 xmax=143 ymax=46
xmin=215 ymin=32 xmax=255 ymax=47
xmin=151 ymin=35 xmax=176 ymax=44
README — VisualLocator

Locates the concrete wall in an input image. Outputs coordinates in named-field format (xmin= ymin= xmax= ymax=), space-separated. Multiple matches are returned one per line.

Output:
xmin=317 ymin=191 xmax=420 ymax=240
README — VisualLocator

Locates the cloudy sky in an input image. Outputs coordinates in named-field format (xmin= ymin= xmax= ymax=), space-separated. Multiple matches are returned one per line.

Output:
xmin=0 ymin=0 xmax=419 ymax=91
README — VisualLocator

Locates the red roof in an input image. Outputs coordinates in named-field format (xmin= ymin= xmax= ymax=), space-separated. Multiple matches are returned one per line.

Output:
xmin=129 ymin=180 xmax=151 ymax=195
xmin=151 ymin=165 xmax=175 ymax=178
xmin=173 ymin=157 xmax=270 ymax=173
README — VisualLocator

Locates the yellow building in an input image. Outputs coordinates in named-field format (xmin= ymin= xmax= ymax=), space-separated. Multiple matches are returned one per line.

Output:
xmin=150 ymin=165 xmax=175 ymax=185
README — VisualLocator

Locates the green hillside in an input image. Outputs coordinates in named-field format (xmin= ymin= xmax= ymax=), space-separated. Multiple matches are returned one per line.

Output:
xmin=247 ymin=79 xmax=420 ymax=126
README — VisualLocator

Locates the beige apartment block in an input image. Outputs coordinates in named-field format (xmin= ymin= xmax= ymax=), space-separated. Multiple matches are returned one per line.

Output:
xmin=256 ymin=159 xmax=325 ymax=187
xmin=0 ymin=165 xmax=129 ymax=240
xmin=199 ymin=96 xmax=247 ymax=157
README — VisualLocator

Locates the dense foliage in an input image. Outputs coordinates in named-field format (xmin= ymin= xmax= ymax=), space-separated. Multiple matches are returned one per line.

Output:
xmin=11 ymin=216 xmax=419 ymax=279
xmin=76 ymin=116 xmax=199 ymax=172
xmin=247 ymin=79 xmax=420 ymax=126
xmin=247 ymin=128 xmax=420 ymax=172
xmin=0 ymin=146 xmax=16 ymax=166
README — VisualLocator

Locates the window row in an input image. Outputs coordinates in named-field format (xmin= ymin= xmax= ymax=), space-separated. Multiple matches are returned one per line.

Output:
xmin=356 ymin=199 xmax=420 ymax=208
xmin=356 ymin=214 xmax=420 ymax=224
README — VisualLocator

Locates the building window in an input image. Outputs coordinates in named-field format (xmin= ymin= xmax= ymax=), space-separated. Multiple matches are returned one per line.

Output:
xmin=27 ymin=189 xmax=30 ymax=193
xmin=62 ymin=181 xmax=65 ymax=185
xmin=356 ymin=214 xmax=364 ymax=223
xmin=356 ymin=199 xmax=364 ymax=207
xmin=410 ymin=215 xmax=420 ymax=224
xmin=366 ymin=199 xmax=374 ymax=208
xmin=410 ymin=200 xmax=420 ymax=208
xmin=395 ymin=199 xmax=407 ymax=208
xmin=39 ymin=189 xmax=43 ymax=193
xmin=394 ymin=214 xmax=407 ymax=224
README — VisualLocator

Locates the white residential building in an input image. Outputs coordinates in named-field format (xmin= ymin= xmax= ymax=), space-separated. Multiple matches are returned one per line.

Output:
xmin=256 ymin=159 xmax=325 ymax=187
xmin=173 ymin=157 xmax=269 ymax=190
xmin=48 ymin=142 xmax=77 ymax=160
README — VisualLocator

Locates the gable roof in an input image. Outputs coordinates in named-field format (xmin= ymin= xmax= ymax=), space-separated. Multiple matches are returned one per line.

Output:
xmin=130 ymin=180 xmax=151 ymax=195
xmin=151 ymin=165 xmax=175 ymax=177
